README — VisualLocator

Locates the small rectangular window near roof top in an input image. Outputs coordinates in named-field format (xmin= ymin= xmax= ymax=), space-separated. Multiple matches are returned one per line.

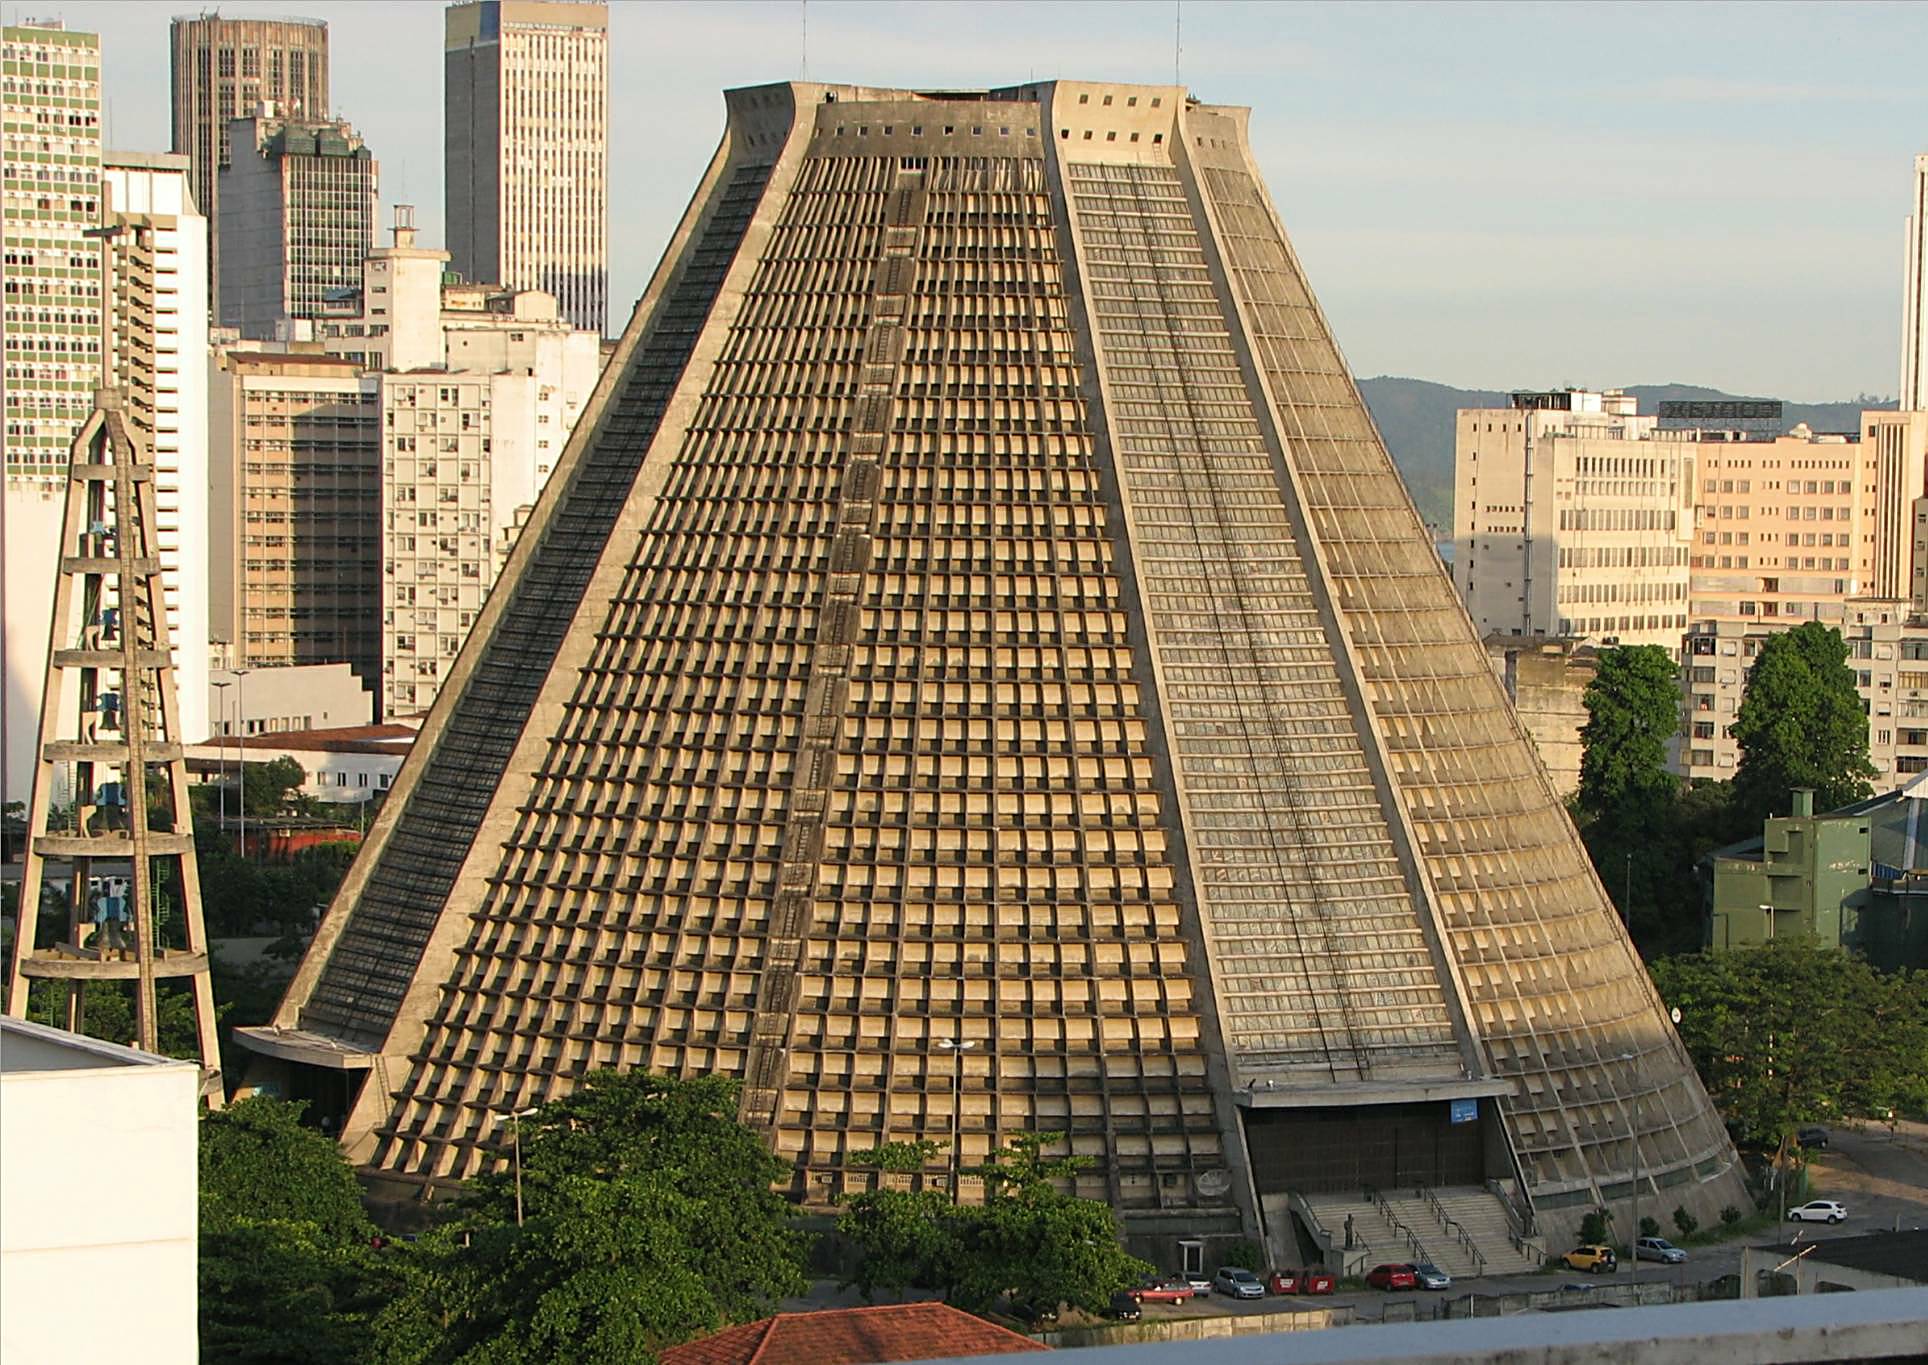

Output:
xmin=1078 ymin=94 xmax=1090 ymax=104
xmin=1102 ymin=94 xmax=1113 ymax=105
xmin=1082 ymin=130 xmax=1093 ymax=140
xmin=1106 ymin=131 xmax=1117 ymax=141
xmin=1060 ymin=129 xmax=1070 ymax=139
xmin=912 ymin=126 xmax=922 ymax=136
xmin=1127 ymin=96 xmax=1138 ymax=107
xmin=1152 ymin=133 xmax=1163 ymax=144
xmin=944 ymin=125 xmax=954 ymax=134
xmin=1151 ymin=97 xmax=1162 ymax=107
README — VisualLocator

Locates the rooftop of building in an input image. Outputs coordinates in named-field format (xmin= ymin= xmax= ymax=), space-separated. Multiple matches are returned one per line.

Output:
xmin=1755 ymin=1229 xmax=1928 ymax=1284
xmin=657 ymin=1304 xmax=1048 ymax=1365
xmin=105 ymin=149 xmax=190 ymax=171
xmin=0 ymin=1016 xmax=199 ymax=1076
xmin=189 ymin=723 xmax=418 ymax=755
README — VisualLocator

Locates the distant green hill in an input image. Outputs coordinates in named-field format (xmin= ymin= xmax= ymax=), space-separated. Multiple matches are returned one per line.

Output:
xmin=1355 ymin=377 xmax=1894 ymax=534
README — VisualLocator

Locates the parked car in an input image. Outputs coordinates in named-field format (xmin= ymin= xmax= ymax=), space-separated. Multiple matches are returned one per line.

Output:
xmin=1796 ymin=1126 xmax=1831 ymax=1150
xmin=1365 ymin=1262 xmax=1418 ymax=1291
xmin=1634 ymin=1236 xmax=1688 ymax=1264
xmin=1213 ymin=1267 xmax=1266 ymax=1299
xmin=1131 ymin=1276 xmax=1196 ymax=1304
xmin=1008 ymin=1300 xmax=1058 ymax=1326
xmin=1107 ymin=1291 xmax=1142 ymax=1322
xmin=1266 ymin=1268 xmax=1301 ymax=1295
xmin=1411 ymin=1262 xmax=1452 ymax=1290
xmin=1563 ymin=1244 xmax=1618 ymax=1274
xmin=1787 ymin=1199 xmax=1848 ymax=1224
xmin=1181 ymin=1270 xmax=1215 ymax=1294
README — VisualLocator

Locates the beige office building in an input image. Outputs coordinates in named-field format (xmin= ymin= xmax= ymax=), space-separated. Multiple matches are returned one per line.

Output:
xmin=444 ymin=1 xmax=608 ymax=334
xmin=208 ymin=349 xmax=381 ymax=688
xmin=169 ymin=13 xmax=328 ymax=304
xmin=1453 ymin=390 xmax=1693 ymax=651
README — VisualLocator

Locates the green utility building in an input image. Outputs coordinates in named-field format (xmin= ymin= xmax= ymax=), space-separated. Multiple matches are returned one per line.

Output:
xmin=1707 ymin=784 xmax=1928 ymax=969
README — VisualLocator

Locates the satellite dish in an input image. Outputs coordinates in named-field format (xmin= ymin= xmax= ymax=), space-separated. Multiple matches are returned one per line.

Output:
xmin=1670 ymin=1007 xmax=1683 ymax=1025
xmin=1194 ymin=1169 xmax=1232 ymax=1197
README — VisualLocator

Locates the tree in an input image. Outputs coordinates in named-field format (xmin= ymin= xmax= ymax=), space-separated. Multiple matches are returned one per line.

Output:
xmin=377 ymin=1071 xmax=808 ymax=1365
xmin=201 ymin=1095 xmax=374 ymax=1239
xmin=198 ymin=1097 xmax=394 ymax=1364
xmin=1650 ymin=941 xmax=1928 ymax=1145
xmin=1732 ymin=622 xmax=1875 ymax=824
xmin=1578 ymin=645 xmax=1682 ymax=820
xmin=839 ymin=1131 xmax=1151 ymax=1318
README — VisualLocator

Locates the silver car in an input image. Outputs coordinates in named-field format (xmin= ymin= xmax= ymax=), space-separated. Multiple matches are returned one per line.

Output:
xmin=1213 ymin=1267 xmax=1266 ymax=1299
xmin=1412 ymin=1262 xmax=1452 ymax=1290
xmin=1634 ymin=1237 xmax=1687 ymax=1264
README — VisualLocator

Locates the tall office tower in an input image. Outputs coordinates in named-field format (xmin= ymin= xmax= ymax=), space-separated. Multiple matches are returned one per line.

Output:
xmin=2 ymin=20 xmax=101 ymax=811
xmin=169 ymin=13 xmax=328 ymax=304
xmin=1904 ymin=154 xmax=1927 ymax=412
xmin=444 ymin=1 xmax=608 ymax=335
xmin=217 ymin=114 xmax=377 ymax=340
xmin=245 ymin=83 xmax=1744 ymax=1261
xmin=100 ymin=153 xmax=212 ymax=754
xmin=207 ymin=349 xmax=382 ymax=689
xmin=1454 ymin=391 xmax=1694 ymax=652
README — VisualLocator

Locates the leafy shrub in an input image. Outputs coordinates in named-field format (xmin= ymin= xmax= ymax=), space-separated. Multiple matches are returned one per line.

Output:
xmin=1673 ymin=1206 xmax=1698 ymax=1238
xmin=1719 ymin=1205 xmax=1743 ymax=1227
xmin=1579 ymin=1209 xmax=1610 ymax=1244
xmin=1638 ymin=1215 xmax=1660 ymax=1239
xmin=1218 ymin=1238 xmax=1264 ymax=1273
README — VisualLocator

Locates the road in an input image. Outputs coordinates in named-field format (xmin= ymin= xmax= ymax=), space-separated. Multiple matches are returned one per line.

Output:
xmin=785 ymin=1122 xmax=1928 ymax=1328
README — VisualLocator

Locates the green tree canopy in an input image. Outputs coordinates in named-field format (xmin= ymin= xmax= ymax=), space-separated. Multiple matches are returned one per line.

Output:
xmin=838 ymin=1131 xmax=1152 ymax=1318
xmin=1650 ymin=940 xmax=1928 ymax=1145
xmin=1732 ymin=621 xmax=1875 ymax=823
xmin=200 ymin=1095 xmax=375 ymax=1241
xmin=198 ymin=1097 xmax=394 ymax=1363
xmin=376 ymin=1071 xmax=808 ymax=1365
xmin=1578 ymin=644 xmax=1682 ymax=819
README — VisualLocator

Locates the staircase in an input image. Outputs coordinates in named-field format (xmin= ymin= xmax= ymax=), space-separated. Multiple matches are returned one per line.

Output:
xmin=1298 ymin=1187 xmax=1543 ymax=1280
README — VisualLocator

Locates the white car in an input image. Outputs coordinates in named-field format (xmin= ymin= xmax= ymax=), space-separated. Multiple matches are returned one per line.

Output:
xmin=1787 ymin=1199 xmax=1848 ymax=1224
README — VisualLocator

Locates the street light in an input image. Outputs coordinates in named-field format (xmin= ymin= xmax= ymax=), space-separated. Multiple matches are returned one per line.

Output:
xmin=1620 ymin=1051 xmax=1640 ymax=1285
xmin=495 ymin=1106 xmax=541 ymax=1226
xmin=936 ymin=1037 xmax=978 ymax=1205
xmin=210 ymin=680 xmax=232 ymax=835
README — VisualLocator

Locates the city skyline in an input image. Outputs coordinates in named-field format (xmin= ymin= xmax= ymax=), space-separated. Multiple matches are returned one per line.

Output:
xmin=31 ymin=0 xmax=1926 ymax=396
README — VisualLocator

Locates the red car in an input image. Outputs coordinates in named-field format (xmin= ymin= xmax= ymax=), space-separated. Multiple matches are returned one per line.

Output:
xmin=1129 ymin=1277 xmax=1196 ymax=1304
xmin=1365 ymin=1262 xmax=1418 ymax=1291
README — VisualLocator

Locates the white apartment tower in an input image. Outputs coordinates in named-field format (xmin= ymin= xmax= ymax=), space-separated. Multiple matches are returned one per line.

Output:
xmin=444 ymin=1 xmax=608 ymax=335
xmin=1904 ymin=153 xmax=1927 ymax=413
xmin=100 ymin=153 xmax=212 ymax=750
xmin=2 ymin=20 xmax=102 ymax=809
xmin=1453 ymin=390 xmax=1694 ymax=652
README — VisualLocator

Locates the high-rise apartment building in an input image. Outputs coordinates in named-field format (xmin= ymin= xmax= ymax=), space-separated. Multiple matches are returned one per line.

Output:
xmin=245 ymin=82 xmax=1743 ymax=1260
xmin=218 ymin=114 xmax=377 ymax=340
xmin=208 ymin=349 xmax=381 ymax=688
xmin=1454 ymin=390 xmax=1694 ymax=651
xmin=100 ymin=152 xmax=212 ymax=751
xmin=1903 ymin=153 xmax=1927 ymax=413
xmin=1 ymin=19 xmax=102 ymax=808
xmin=169 ymin=13 xmax=328 ymax=305
xmin=444 ymin=1 xmax=608 ymax=334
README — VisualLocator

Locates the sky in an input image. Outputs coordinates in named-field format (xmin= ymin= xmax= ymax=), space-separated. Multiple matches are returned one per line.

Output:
xmin=20 ymin=0 xmax=1928 ymax=400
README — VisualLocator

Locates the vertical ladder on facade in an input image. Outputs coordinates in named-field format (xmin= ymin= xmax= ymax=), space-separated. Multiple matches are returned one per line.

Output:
xmin=4 ymin=394 xmax=223 ymax=1104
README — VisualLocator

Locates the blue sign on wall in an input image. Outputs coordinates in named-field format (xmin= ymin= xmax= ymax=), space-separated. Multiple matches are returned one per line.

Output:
xmin=1449 ymin=1098 xmax=1478 ymax=1125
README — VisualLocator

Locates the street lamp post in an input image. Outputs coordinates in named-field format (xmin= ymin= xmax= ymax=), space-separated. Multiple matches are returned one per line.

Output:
xmin=210 ymin=680 xmax=231 ymax=835
xmin=496 ymin=1106 xmax=540 ymax=1227
xmin=936 ymin=1037 xmax=978 ymax=1205
xmin=232 ymin=668 xmax=251 ymax=857
xmin=1620 ymin=1051 xmax=1640 ymax=1285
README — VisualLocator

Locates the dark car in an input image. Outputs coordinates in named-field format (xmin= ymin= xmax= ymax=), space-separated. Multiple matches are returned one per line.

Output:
xmin=1796 ymin=1126 xmax=1830 ymax=1150
xmin=1008 ymin=1300 xmax=1059 ymax=1325
xmin=1107 ymin=1291 xmax=1142 ymax=1322
xmin=1365 ymin=1262 xmax=1418 ymax=1291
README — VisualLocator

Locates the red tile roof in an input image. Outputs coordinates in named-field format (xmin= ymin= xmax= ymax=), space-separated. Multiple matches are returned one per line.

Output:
xmin=660 ymin=1303 xmax=1048 ymax=1365
xmin=189 ymin=723 xmax=418 ymax=755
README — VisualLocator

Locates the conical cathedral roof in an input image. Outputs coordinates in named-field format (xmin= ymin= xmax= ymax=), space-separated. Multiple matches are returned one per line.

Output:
xmin=248 ymin=81 xmax=1742 ymax=1236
